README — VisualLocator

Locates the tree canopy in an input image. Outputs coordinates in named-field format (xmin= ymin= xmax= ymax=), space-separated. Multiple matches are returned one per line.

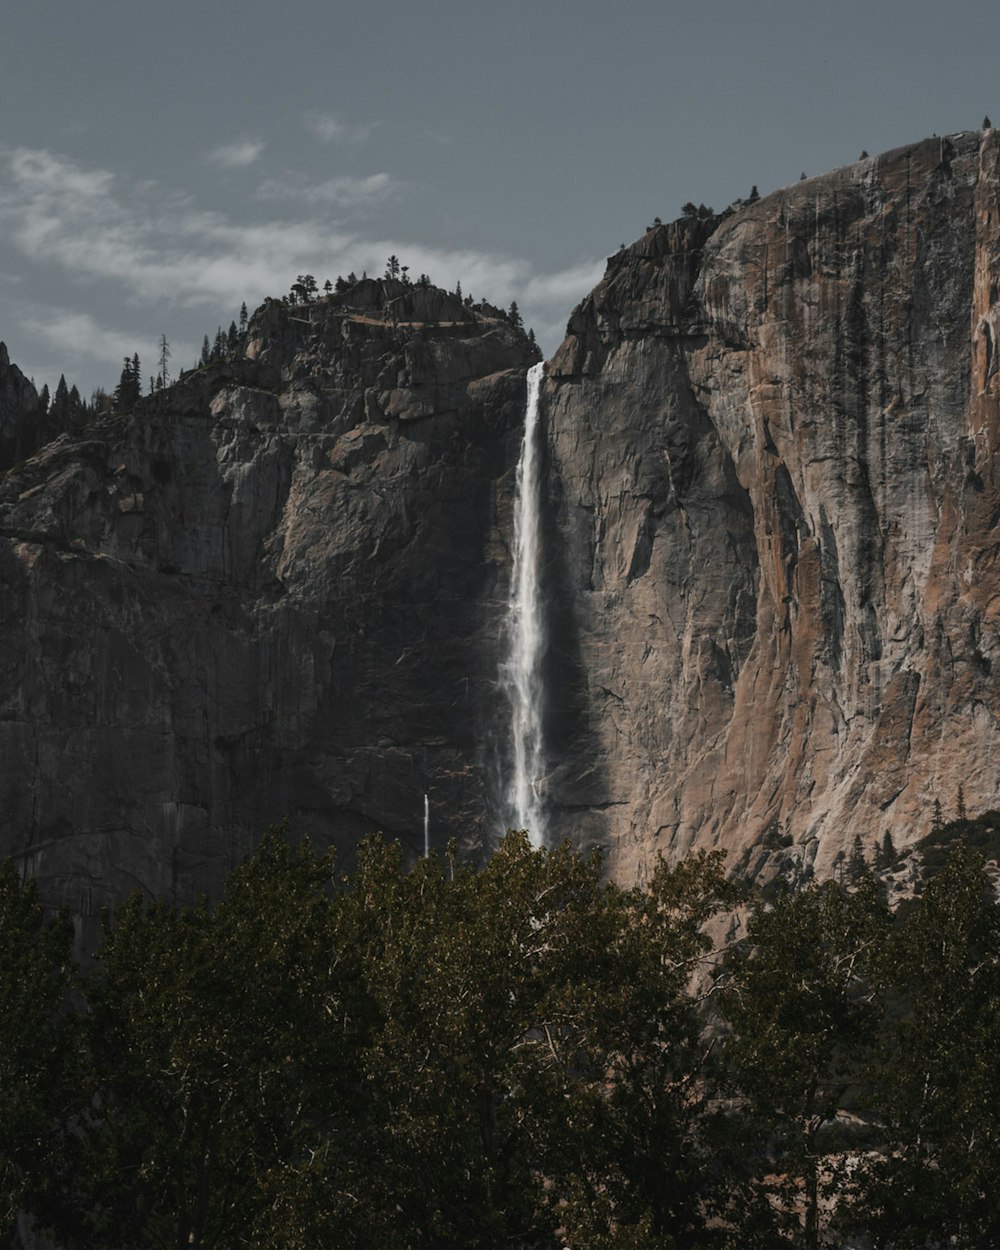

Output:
xmin=2 ymin=821 xmax=1000 ymax=1248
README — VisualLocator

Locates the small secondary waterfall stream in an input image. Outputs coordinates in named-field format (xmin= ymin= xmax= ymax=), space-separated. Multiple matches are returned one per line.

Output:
xmin=503 ymin=361 xmax=547 ymax=846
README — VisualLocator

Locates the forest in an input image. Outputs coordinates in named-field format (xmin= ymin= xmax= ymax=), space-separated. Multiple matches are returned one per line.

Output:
xmin=2 ymin=818 xmax=999 ymax=1250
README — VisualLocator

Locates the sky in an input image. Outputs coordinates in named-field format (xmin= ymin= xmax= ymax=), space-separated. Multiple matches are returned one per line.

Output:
xmin=0 ymin=0 xmax=997 ymax=397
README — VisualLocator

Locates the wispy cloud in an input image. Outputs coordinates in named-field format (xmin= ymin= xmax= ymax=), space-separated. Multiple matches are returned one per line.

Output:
xmin=20 ymin=308 xmax=194 ymax=378
xmin=304 ymin=112 xmax=377 ymax=145
xmin=204 ymin=138 xmax=265 ymax=168
xmin=254 ymin=172 xmax=398 ymax=210
xmin=0 ymin=146 xmax=601 ymax=361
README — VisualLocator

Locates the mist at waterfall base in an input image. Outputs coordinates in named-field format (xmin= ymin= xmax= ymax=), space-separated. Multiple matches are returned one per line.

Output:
xmin=502 ymin=362 xmax=547 ymax=848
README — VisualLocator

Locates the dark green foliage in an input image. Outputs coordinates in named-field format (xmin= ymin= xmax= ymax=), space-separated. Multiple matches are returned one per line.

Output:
xmin=45 ymin=829 xmax=352 ymax=1250
xmin=717 ymin=879 xmax=889 ymax=1247
xmin=847 ymin=833 xmax=869 ymax=884
xmin=48 ymin=373 xmax=86 ymax=429
xmin=112 ymin=355 xmax=142 ymax=413
xmin=0 ymin=861 xmax=74 ymax=1240
xmin=7 ymin=823 xmax=1000 ymax=1247
xmin=290 ymin=274 xmax=318 ymax=302
xmin=875 ymin=830 xmax=897 ymax=870
xmin=917 ymin=807 xmax=1000 ymax=873
xmin=846 ymin=843 xmax=1000 ymax=1248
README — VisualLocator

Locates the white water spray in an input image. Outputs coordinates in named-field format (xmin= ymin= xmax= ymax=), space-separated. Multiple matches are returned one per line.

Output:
xmin=503 ymin=361 xmax=546 ymax=846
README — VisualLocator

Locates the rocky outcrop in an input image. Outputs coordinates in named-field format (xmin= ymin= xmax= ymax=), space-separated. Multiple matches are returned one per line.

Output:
xmin=541 ymin=128 xmax=1000 ymax=883
xmin=0 ymin=342 xmax=42 ymax=472
xmin=0 ymin=287 xmax=537 ymax=923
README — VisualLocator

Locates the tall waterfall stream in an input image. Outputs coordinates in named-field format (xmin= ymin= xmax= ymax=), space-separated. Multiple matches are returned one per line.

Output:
xmin=503 ymin=361 xmax=546 ymax=847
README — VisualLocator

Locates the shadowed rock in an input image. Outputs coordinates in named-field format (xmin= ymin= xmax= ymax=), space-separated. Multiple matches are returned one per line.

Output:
xmin=0 ymin=285 xmax=538 ymax=923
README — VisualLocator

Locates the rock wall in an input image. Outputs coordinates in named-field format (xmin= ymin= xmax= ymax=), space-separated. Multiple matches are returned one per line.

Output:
xmin=0 ymin=287 xmax=536 ymax=921
xmin=5 ymin=130 xmax=1000 ymax=907
xmin=542 ymin=129 xmax=1000 ymax=883
xmin=0 ymin=342 xmax=41 ymax=472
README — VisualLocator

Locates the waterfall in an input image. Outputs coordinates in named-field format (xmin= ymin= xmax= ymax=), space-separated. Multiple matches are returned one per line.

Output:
xmin=503 ymin=361 xmax=546 ymax=847
xmin=423 ymin=793 xmax=430 ymax=859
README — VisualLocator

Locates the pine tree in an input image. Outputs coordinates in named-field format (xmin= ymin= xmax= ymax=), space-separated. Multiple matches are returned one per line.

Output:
xmin=880 ymin=830 xmax=896 ymax=869
xmin=112 ymin=356 xmax=141 ymax=414
xmin=52 ymin=375 xmax=70 ymax=422
xmin=157 ymin=334 xmax=171 ymax=389
xmin=508 ymin=300 xmax=523 ymax=329
xmin=847 ymin=834 xmax=868 ymax=884
xmin=931 ymin=797 xmax=945 ymax=835
xmin=37 ymin=383 xmax=49 ymax=415
xmin=383 ymin=255 xmax=401 ymax=280
xmin=200 ymin=335 xmax=211 ymax=367
xmin=239 ymin=302 xmax=249 ymax=332
xmin=957 ymin=784 xmax=968 ymax=821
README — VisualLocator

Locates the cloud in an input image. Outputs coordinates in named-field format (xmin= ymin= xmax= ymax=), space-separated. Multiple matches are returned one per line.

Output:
xmin=255 ymin=172 xmax=398 ymax=210
xmin=11 ymin=305 xmax=196 ymax=393
xmin=22 ymin=309 xmax=152 ymax=365
xmin=304 ymin=112 xmax=377 ymax=145
xmin=204 ymin=138 xmax=265 ymax=168
xmin=24 ymin=307 xmax=194 ymax=374
xmin=0 ymin=146 xmax=601 ymax=360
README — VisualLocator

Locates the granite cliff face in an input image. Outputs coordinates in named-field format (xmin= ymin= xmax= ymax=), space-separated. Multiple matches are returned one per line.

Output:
xmin=0 ymin=284 xmax=536 ymax=919
xmin=542 ymin=128 xmax=1000 ymax=883
xmin=5 ymin=130 xmax=1000 ymax=907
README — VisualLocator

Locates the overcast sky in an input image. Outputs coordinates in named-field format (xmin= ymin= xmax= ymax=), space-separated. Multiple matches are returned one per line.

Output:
xmin=1 ymin=0 xmax=996 ymax=396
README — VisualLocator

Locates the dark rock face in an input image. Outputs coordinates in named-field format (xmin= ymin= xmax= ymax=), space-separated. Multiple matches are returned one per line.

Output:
xmin=541 ymin=129 xmax=1000 ymax=883
xmin=0 ymin=342 xmax=42 ymax=472
xmin=0 ymin=289 xmax=536 ymax=919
